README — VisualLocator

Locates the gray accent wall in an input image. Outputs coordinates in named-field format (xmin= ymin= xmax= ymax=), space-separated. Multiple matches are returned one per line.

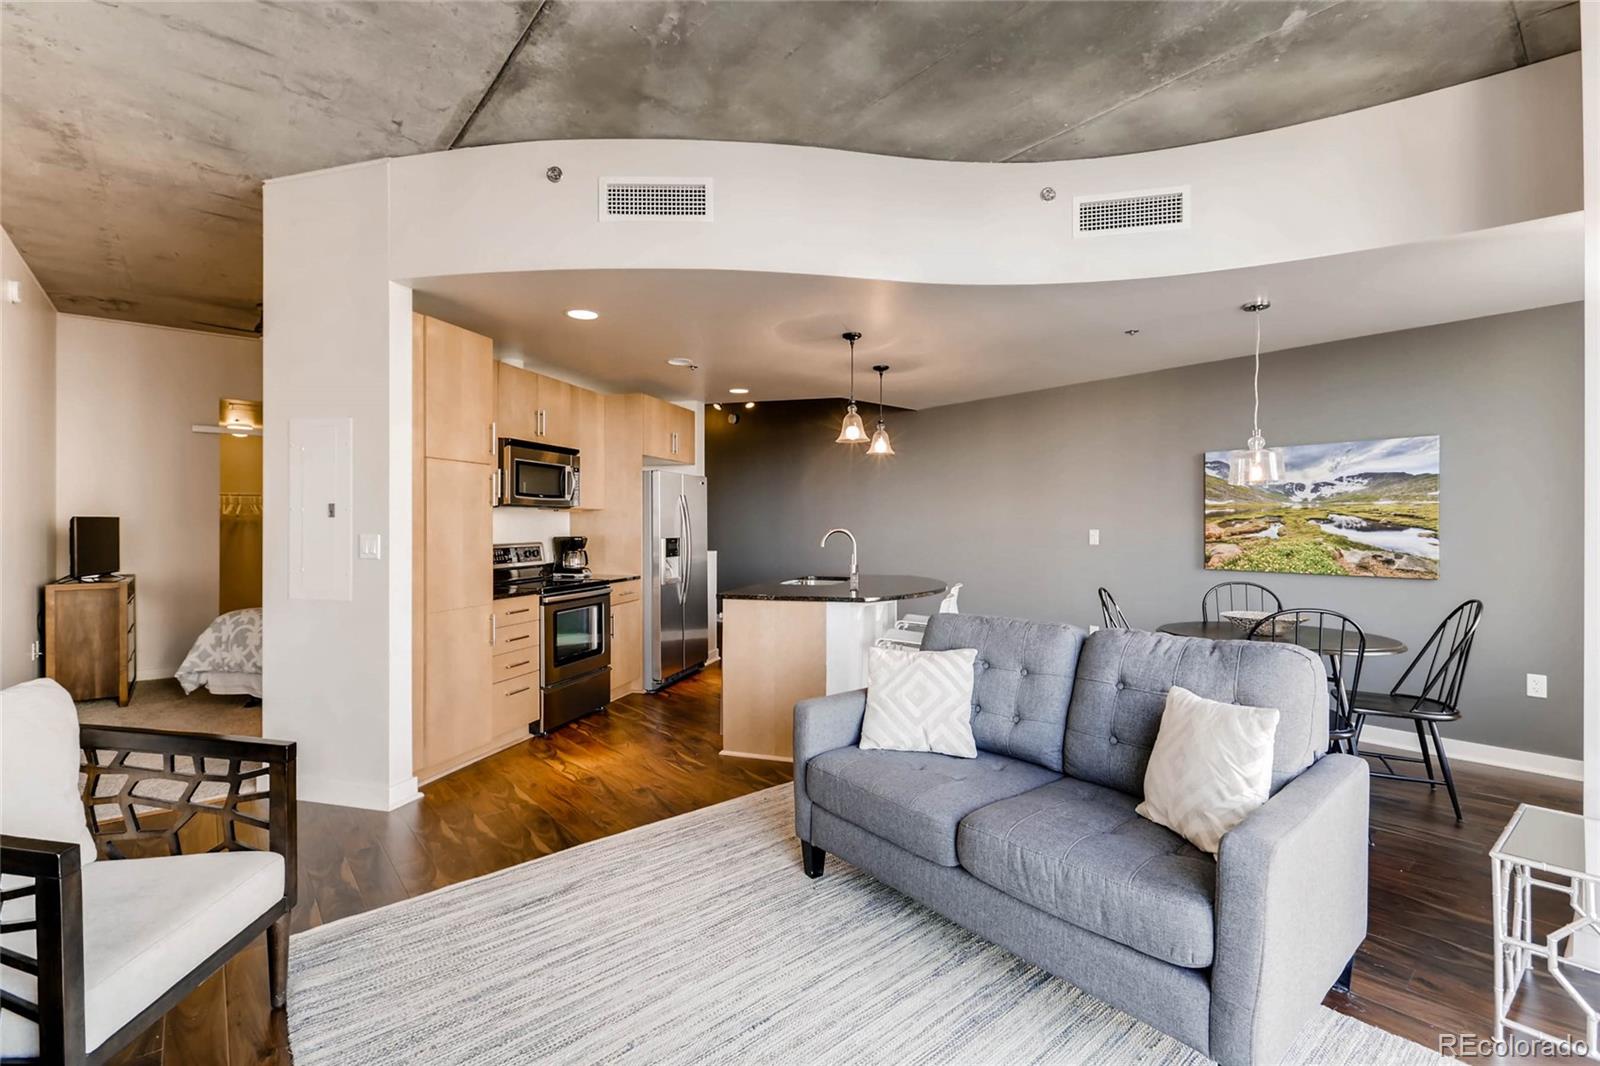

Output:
xmin=706 ymin=304 xmax=1583 ymax=759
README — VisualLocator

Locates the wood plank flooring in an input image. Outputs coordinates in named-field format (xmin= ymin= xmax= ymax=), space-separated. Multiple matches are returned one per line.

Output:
xmin=108 ymin=667 xmax=1582 ymax=1064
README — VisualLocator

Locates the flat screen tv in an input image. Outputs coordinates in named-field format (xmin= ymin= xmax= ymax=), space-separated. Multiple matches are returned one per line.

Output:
xmin=69 ymin=516 xmax=119 ymax=578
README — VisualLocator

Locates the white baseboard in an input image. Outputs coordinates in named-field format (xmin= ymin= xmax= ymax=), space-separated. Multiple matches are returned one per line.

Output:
xmin=1359 ymin=724 xmax=1582 ymax=782
xmin=299 ymin=773 xmax=423 ymax=811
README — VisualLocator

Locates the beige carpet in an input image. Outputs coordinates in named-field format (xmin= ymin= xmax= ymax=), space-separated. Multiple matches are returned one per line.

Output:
xmin=76 ymin=677 xmax=262 ymax=737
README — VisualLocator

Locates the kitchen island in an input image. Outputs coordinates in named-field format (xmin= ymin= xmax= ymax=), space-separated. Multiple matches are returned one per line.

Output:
xmin=719 ymin=575 xmax=947 ymax=761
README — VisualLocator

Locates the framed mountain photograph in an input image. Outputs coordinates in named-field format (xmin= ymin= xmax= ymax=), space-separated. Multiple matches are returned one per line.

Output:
xmin=1203 ymin=435 xmax=1439 ymax=579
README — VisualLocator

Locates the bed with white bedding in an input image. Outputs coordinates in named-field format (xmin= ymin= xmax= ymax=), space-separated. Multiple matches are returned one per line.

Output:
xmin=176 ymin=607 xmax=262 ymax=698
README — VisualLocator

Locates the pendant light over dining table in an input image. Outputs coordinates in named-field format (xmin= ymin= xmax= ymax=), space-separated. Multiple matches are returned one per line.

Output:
xmin=868 ymin=364 xmax=895 ymax=455
xmin=835 ymin=331 xmax=867 ymax=444
xmin=1226 ymin=299 xmax=1285 ymax=487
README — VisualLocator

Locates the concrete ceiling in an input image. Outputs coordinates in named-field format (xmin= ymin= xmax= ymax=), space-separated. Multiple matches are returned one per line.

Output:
xmin=410 ymin=214 xmax=1582 ymax=409
xmin=1 ymin=1 xmax=1579 ymax=335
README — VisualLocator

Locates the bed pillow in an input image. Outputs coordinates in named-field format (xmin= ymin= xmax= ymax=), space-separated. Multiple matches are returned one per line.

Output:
xmin=860 ymin=645 xmax=978 ymax=759
xmin=1135 ymin=685 xmax=1280 ymax=856
xmin=1 ymin=678 xmax=96 ymax=863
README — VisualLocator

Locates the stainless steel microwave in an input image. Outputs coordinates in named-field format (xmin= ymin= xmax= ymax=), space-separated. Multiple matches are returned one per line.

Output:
xmin=498 ymin=439 xmax=580 ymax=508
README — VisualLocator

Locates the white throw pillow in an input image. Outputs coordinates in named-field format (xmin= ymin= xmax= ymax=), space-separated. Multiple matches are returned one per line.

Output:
xmin=860 ymin=645 xmax=978 ymax=759
xmin=1 ymin=678 xmax=97 ymax=863
xmin=1135 ymin=685 xmax=1280 ymax=856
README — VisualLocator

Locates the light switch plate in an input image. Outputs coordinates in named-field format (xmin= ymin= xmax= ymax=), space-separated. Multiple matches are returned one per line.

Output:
xmin=359 ymin=533 xmax=383 ymax=560
xmin=5 ymin=280 xmax=20 ymax=304
xmin=1088 ymin=528 xmax=1100 ymax=546
xmin=1527 ymin=673 xmax=1548 ymax=699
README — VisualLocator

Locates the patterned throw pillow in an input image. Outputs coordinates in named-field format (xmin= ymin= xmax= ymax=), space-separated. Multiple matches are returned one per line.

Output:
xmin=860 ymin=645 xmax=979 ymax=758
xmin=1135 ymin=685 xmax=1281 ymax=856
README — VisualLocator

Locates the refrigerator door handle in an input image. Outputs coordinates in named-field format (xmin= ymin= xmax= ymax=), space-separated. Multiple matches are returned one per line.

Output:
xmin=678 ymin=494 xmax=691 ymax=605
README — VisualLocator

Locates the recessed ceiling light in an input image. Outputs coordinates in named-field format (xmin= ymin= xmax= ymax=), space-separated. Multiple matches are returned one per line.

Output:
xmin=712 ymin=402 xmax=723 ymax=410
xmin=728 ymin=387 xmax=750 ymax=395
xmin=744 ymin=402 xmax=755 ymax=409
xmin=565 ymin=309 xmax=599 ymax=321
xmin=666 ymin=357 xmax=696 ymax=367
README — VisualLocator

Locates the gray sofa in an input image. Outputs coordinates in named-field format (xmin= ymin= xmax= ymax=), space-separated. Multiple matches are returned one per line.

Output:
xmin=793 ymin=616 xmax=1369 ymax=1066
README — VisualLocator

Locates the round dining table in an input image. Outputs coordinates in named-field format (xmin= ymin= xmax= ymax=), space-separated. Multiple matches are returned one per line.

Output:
xmin=1157 ymin=620 xmax=1408 ymax=751
xmin=1156 ymin=620 xmax=1408 ymax=657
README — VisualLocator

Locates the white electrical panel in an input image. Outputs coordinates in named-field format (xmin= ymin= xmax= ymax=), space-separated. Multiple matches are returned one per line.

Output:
xmin=288 ymin=417 xmax=354 ymax=601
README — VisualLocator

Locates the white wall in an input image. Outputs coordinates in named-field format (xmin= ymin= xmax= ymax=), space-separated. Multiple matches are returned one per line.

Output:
xmin=1582 ymin=3 xmax=1600 ymax=815
xmin=262 ymin=164 xmax=417 ymax=811
xmin=0 ymin=228 xmax=58 ymax=687
xmin=53 ymin=315 xmax=261 ymax=678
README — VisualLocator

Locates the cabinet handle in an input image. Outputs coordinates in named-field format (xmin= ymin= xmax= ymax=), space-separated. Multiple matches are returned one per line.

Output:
xmin=490 ymin=613 xmax=497 ymax=645
xmin=506 ymin=607 xmax=530 ymax=616
xmin=506 ymin=686 xmax=531 ymax=698
xmin=490 ymin=420 xmax=497 ymax=458
xmin=492 ymin=468 xmax=501 ymax=505
xmin=609 ymin=611 xmax=615 ymax=638
xmin=506 ymin=660 xmax=531 ymax=671
xmin=506 ymin=633 xmax=530 ymax=644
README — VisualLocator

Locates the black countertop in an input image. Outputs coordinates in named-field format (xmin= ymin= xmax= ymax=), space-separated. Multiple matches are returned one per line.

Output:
xmin=720 ymin=575 xmax=947 ymax=604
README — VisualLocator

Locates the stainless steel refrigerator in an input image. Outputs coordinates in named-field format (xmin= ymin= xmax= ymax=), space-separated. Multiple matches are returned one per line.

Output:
xmin=644 ymin=470 xmax=710 ymax=691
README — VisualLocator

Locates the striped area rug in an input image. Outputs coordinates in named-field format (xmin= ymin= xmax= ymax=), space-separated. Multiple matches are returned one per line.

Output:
xmin=288 ymin=786 xmax=1445 ymax=1065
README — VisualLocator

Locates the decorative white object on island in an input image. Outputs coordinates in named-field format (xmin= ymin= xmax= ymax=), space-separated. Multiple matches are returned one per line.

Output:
xmin=718 ymin=574 xmax=948 ymax=761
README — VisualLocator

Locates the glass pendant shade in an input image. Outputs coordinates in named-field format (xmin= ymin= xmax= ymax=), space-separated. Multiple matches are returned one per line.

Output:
xmin=868 ymin=423 xmax=895 ymax=455
xmin=1227 ymin=433 xmax=1285 ymax=486
xmin=836 ymin=404 xmax=867 ymax=443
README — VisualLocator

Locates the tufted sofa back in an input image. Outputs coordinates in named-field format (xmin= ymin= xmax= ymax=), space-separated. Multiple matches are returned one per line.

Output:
xmin=1065 ymin=628 xmax=1328 ymax=797
xmin=921 ymin=614 xmax=1085 ymax=772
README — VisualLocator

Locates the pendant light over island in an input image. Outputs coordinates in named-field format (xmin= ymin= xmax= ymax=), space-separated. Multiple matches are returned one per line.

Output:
xmin=835 ymin=331 xmax=867 ymax=444
xmin=1226 ymin=299 xmax=1285 ymax=487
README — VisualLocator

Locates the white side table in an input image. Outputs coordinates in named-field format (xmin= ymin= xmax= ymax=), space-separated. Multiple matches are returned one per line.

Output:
xmin=1491 ymin=803 xmax=1600 ymax=1058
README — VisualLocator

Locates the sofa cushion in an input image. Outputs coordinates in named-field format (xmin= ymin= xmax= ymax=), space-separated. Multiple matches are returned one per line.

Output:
xmin=0 ymin=850 xmax=284 ymax=1058
xmin=1063 ymin=629 xmax=1326 ymax=798
xmin=921 ymin=614 xmax=1085 ymax=772
xmin=806 ymin=747 xmax=1060 ymax=867
xmin=957 ymin=777 xmax=1216 ymax=968
xmin=1 ymin=679 xmax=98 ymax=864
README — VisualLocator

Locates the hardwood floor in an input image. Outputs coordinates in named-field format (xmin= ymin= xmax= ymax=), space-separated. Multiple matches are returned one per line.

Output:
xmin=109 ymin=668 xmax=1581 ymax=1064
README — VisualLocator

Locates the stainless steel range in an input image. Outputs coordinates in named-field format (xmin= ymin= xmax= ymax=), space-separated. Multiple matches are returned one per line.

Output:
xmin=492 ymin=542 xmax=612 ymax=734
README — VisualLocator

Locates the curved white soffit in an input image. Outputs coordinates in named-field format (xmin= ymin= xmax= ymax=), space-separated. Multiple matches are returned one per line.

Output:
xmin=292 ymin=53 xmax=1580 ymax=288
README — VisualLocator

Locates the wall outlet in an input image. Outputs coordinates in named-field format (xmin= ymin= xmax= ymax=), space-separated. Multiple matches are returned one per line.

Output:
xmin=1088 ymin=528 xmax=1100 ymax=546
xmin=29 ymin=640 xmax=40 ymax=662
xmin=358 ymin=533 xmax=383 ymax=560
xmin=1527 ymin=673 xmax=1548 ymax=699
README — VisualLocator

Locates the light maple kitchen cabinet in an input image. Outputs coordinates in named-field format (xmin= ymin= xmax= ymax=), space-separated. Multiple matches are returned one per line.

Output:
xmin=495 ymin=363 xmax=581 ymax=451
xmin=609 ymin=580 xmax=644 ymax=699
xmin=424 ymin=316 xmax=495 ymax=464
xmin=423 ymin=605 xmax=496 ymax=770
xmin=642 ymin=396 xmax=696 ymax=464
xmin=573 ymin=387 xmax=607 ymax=510
xmin=424 ymin=459 xmax=493 ymax=613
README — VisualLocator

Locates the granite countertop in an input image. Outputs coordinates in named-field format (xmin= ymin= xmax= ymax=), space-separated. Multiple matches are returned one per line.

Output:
xmin=720 ymin=575 xmax=947 ymax=603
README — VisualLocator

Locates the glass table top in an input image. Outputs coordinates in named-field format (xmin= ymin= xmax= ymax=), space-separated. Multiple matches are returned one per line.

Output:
xmin=1493 ymin=804 xmax=1600 ymax=875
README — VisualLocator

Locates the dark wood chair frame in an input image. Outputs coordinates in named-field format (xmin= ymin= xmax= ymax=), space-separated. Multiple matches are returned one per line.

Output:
xmin=1247 ymin=608 xmax=1367 ymax=756
xmin=1350 ymin=599 xmax=1484 ymax=823
xmin=1200 ymin=580 xmax=1282 ymax=624
xmin=1097 ymin=587 xmax=1128 ymax=630
xmin=0 ymin=727 xmax=296 ymax=1066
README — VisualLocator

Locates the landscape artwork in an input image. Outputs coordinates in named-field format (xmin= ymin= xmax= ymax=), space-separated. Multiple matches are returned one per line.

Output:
xmin=1204 ymin=435 xmax=1439 ymax=579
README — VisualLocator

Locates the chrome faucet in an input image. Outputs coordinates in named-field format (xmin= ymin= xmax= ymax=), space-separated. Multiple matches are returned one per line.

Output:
xmin=821 ymin=528 xmax=860 ymax=592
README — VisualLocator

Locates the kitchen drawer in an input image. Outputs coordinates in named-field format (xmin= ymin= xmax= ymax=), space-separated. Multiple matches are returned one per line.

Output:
xmin=610 ymin=580 xmax=640 ymax=606
xmin=492 ymin=675 xmax=539 ymax=736
xmin=493 ymin=620 xmax=536 ymax=651
xmin=494 ymin=596 xmax=540 ymax=627
xmin=494 ymin=646 xmax=539 ymax=683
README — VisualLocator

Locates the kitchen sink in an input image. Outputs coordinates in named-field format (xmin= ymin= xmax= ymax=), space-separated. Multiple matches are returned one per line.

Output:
xmin=780 ymin=576 xmax=849 ymax=586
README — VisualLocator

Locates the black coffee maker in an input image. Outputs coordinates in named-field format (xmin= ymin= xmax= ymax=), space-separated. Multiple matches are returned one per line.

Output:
xmin=552 ymin=535 xmax=590 ymax=578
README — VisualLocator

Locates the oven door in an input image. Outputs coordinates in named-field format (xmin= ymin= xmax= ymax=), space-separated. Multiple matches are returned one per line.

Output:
xmin=543 ymin=589 xmax=611 ymax=684
xmin=500 ymin=443 xmax=576 ymax=507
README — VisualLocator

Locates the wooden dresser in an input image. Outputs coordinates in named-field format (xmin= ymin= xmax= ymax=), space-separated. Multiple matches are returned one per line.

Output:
xmin=43 ymin=575 xmax=137 ymax=705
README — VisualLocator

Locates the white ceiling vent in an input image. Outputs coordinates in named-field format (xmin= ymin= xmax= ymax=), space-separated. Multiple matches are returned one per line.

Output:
xmin=1073 ymin=186 xmax=1188 ymax=236
xmin=599 ymin=178 xmax=714 ymax=221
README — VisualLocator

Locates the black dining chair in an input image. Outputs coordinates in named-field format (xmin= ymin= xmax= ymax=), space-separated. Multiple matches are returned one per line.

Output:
xmin=1201 ymin=580 xmax=1282 ymax=624
xmin=1349 ymin=600 xmax=1483 ymax=823
xmin=1097 ymin=587 xmax=1129 ymax=629
xmin=1248 ymin=609 xmax=1367 ymax=756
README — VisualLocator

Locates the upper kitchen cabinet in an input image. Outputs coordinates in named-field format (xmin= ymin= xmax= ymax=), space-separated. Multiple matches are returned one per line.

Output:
xmin=642 ymin=397 xmax=696 ymax=465
xmin=422 ymin=315 xmax=495 ymax=465
xmin=573 ymin=387 xmax=607 ymax=511
xmin=496 ymin=363 xmax=580 ymax=451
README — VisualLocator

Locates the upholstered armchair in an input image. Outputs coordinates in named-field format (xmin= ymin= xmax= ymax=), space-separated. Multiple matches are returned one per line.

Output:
xmin=1 ymin=679 xmax=296 ymax=1066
